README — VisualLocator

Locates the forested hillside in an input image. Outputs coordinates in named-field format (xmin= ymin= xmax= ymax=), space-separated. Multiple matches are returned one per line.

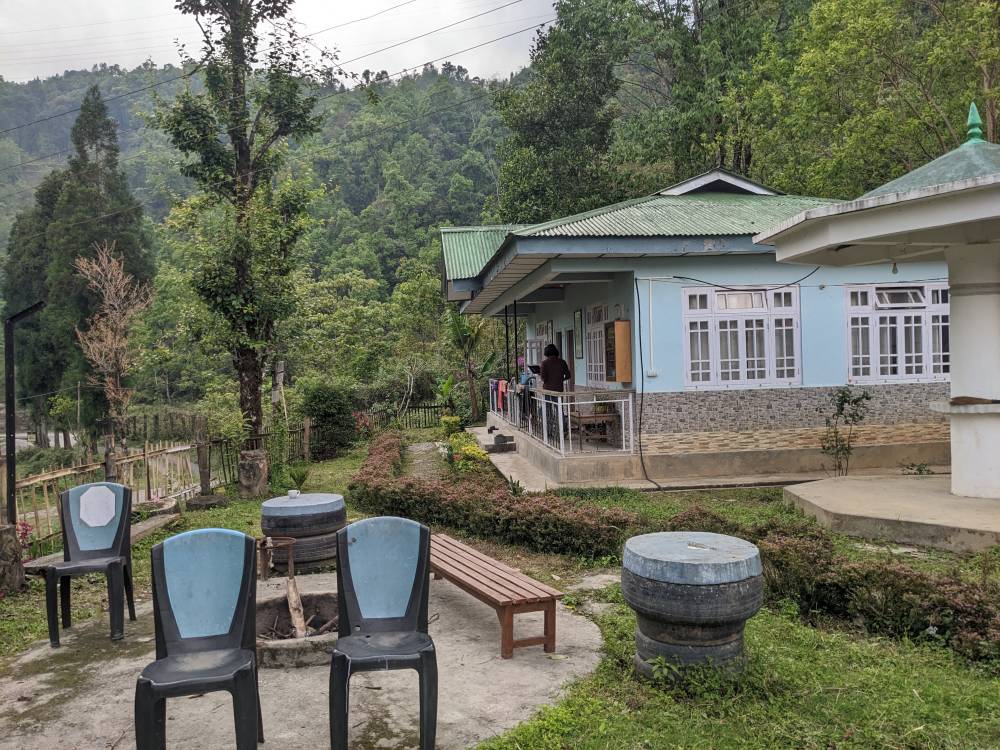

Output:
xmin=1 ymin=0 xmax=997 ymax=442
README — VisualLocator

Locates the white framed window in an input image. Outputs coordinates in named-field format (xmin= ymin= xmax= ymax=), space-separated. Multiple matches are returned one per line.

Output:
xmin=585 ymin=303 xmax=608 ymax=385
xmin=682 ymin=286 xmax=802 ymax=388
xmin=846 ymin=283 xmax=949 ymax=383
xmin=525 ymin=339 xmax=545 ymax=369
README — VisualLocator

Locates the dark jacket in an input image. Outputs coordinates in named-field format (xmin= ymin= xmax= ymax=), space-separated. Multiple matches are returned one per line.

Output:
xmin=539 ymin=356 xmax=571 ymax=391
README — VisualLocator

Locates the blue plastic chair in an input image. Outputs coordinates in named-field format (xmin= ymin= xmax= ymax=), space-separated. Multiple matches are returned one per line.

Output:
xmin=330 ymin=516 xmax=437 ymax=750
xmin=134 ymin=529 xmax=263 ymax=749
xmin=37 ymin=482 xmax=135 ymax=647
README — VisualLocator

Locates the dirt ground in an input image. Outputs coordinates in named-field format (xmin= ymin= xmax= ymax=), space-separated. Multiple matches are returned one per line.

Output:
xmin=0 ymin=573 xmax=602 ymax=749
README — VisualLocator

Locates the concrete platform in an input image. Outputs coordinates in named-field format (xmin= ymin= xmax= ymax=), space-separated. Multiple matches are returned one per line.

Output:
xmin=479 ymin=415 xmax=950 ymax=487
xmin=785 ymin=475 xmax=1000 ymax=552
xmin=0 ymin=573 xmax=601 ymax=749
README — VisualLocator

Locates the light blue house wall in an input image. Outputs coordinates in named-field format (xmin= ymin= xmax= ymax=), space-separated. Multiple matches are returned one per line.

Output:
xmin=523 ymin=253 xmax=948 ymax=394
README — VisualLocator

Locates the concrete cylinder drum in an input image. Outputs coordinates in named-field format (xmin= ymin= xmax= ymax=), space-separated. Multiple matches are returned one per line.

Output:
xmin=621 ymin=531 xmax=763 ymax=680
xmin=261 ymin=492 xmax=346 ymax=572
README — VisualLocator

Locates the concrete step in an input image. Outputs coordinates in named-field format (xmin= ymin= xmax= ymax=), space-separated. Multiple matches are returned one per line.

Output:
xmin=468 ymin=425 xmax=516 ymax=453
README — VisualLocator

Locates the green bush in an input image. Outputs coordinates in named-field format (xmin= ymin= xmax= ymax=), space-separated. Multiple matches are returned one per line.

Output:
xmin=349 ymin=432 xmax=637 ymax=558
xmin=446 ymin=432 xmax=489 ymax=471
xmin=15 ymin=447 xmax=79 ymax=478
xmin=439 ymin=415 xmax=462 ymax=438
xmin=301 ymin=381 xmax=356 ymax=459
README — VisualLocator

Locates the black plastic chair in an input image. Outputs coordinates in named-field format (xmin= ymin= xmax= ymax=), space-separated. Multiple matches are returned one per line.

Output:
xmin=330 ymin=516 xmax=437 ymax=750
xmin=135 ymin=528 xmax=263 ymax=749
xmin=36 ymin=482 xmax=136 ymax=647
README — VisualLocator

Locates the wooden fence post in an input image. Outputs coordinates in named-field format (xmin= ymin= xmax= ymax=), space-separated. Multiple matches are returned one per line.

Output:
xmin=302 ymin=417 xmax=311 ymax=462
xmin=104 ymin=438 xmax=118 ymax=482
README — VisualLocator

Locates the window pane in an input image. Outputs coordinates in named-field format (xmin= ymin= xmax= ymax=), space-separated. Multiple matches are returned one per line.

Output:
xmin=688 ymin=321 xmax=711 ymax=382
xmin=744 ymin=319 xmax=767 ymax=380
xmin=902 ymin=314 xmax=924 ymax=375
xmin=774 ymin=291 xmax=792 ymax=308
xmin=850 ymin=316 xmax=871 ymax=377
xmin=879 ymin=315 xmax=899 ymax=375
xmin=876 ymin=287 xmax=924 ymax=308
xmin=718 ymin=320 xmax=740 ymax=381
xmin=932 ymin=314 xmax=950 ymax=374
xmin=774 ymin=317 xmax=796 ymax=379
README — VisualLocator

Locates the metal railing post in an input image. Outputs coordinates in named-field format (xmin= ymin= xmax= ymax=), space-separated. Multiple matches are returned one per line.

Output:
xmin=620 ymin=396 xmax=627 ymax=453
xmin=541 ymin=394 xmax=548 ymax=447
xmin=557 ymin=395 xmax=565 ymax=455
xmin=628 ymin=393 xmax=635 ymax=454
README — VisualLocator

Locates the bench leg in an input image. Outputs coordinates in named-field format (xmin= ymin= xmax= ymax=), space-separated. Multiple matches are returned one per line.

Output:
xmin=498 ymin=607 xmax=514 ymax=659
xmin=543 ymin=602 xmax=556 ymax=653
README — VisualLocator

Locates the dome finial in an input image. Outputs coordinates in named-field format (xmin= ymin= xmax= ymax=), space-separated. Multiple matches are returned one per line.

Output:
xmin=966 ymin=102 xmax=985 ymax=144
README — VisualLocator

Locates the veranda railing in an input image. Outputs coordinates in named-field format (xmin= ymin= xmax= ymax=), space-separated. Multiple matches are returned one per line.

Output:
xmin=488 ymin=380 xmax=635 ymax=456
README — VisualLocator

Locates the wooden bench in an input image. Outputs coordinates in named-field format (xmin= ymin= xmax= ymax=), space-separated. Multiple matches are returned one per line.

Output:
xmin=429 ymin=533 xmax=563 ymax=659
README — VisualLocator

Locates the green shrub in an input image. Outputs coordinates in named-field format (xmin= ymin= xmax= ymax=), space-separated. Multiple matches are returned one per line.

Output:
xmin=440 ymin=415 xmax=462 ymax=438
xmin=447 ymin=432 xmax=488 ymax=471
xmin=301 ymin=381 xmax=356 ymax=459
xmin=288 ymin=463 xmax=311 ymax=491
xmin=15 ymin=447 xmax=79 ymax=477
xmin=349 ymin=432 xmax=637 ymax=558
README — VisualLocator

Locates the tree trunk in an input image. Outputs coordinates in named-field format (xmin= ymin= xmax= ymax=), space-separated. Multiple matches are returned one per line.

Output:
xmin=467 ymin=366 xmax=480 ymax=422
xmin=235 ymin=345 xmax=268 ymax=498
xmin=235 ymin=345 xmax=265 ymax=441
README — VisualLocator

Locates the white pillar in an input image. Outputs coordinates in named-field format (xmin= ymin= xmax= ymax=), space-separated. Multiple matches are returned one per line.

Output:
xmin=945 ymin=243 xmax=1000 ymax=498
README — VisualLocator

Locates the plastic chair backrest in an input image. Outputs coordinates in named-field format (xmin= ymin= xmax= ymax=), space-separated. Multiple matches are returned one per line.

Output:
xmin=151 ymin=529 xmax=256 ymax=656
xmin=60 ymin=483 xmax=132 ymax=561
xmin=336 ymin=516 xmax=430 ymax=636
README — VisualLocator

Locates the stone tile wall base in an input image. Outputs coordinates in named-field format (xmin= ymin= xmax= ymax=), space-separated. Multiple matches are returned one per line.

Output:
xmin=637 ymin=383 xmax=949 ymax=434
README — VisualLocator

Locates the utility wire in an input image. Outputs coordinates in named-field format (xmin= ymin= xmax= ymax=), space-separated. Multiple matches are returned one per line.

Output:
xmin=0 ymin=0 xmax=524 ymax=137
xmin=0 ymin=16 xmax=547 ymax=203
xmin=0 ymin=20 xmax=552 ymax=252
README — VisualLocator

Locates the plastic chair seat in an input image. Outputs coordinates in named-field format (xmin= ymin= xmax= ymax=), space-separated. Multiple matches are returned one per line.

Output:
xmin=139 ymin=648 xmax=255 ymax=691
xmin=336 ymin=631 xmax=433 ymax=662
xmin=44 ymin=555 xmax=126 ymax=576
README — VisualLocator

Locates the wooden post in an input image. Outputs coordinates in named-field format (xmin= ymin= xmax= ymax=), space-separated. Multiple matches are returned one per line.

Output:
xmin=302 ymin=417 xmax=311 ymax=462
xmin=41 ymin=481 xmax=53 ymax=536
xmin=144 ymin=442 xmax=152 ymax=505
xmin=197 ymin=443 xmax=212 ymax=495
xmin=104 ymin=439 xmax=118 ymax=482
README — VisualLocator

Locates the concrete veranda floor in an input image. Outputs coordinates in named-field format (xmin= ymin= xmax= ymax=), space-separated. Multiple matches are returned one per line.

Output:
xmin=0 ymin=574 xmax=601 ymax=749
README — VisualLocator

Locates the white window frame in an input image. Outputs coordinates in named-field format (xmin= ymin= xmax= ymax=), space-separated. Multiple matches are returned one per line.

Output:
xmin=525 ymin=339 xmax=545 ymax=369
xmin=845 ymin=282 xmax=949 ymax=384
xmin=681 ymin=286 xmax=802 ymax=389
xmin=585 ymin=303 xmax=608 ymax=386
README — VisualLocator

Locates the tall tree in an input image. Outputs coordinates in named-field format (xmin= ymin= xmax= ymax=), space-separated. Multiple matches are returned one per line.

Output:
xmin=155 ymin=0 xmax=323 ymax=488
xmin=488 ymin=4 xmax=622 ymax=223
xmin=3 ymin=85 xmax=150 ymax=441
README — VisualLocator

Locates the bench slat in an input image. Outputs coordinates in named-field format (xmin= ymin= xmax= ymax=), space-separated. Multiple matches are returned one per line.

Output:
xmin=432 ymin=534 xmax=563 ymax=599
xmin=431 ymin=539 xmax=558 ymax=602
xmin=431 ymin=546 xmax=538 ymax=604
xmin=431 ymin=552 xmax=518 ymax=606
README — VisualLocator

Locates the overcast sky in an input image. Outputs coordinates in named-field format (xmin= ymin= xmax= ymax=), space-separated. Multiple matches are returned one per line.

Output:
xmin=0 ymin=0 xmax=553 ymax=83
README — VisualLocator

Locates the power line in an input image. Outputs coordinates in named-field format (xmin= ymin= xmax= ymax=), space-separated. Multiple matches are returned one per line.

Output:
xmin=0 ymin=13 xmax=178 ymax=36
xmin=0 ymin=8 xmax=539 ymax=192
xmin=0 ymin=0 xmax=524 ymax=137
xmin=302 ymin=0 xmax=422 ymax=37
xmin=0 ymin=20 xmax=551 ymax=251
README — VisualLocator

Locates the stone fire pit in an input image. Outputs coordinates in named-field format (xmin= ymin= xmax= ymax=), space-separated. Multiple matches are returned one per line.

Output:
xmin=255 ymin=589 xmax=338 ymax=668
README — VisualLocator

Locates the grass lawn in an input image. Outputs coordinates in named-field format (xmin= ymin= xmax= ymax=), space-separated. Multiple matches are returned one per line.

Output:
xmin=562 ymin=484 xmax=1000 ymax=582
xmin=479 ymin=586 xmax=1000 ymax=749
xmin=0 ymin=444 xmax=368 ymax=661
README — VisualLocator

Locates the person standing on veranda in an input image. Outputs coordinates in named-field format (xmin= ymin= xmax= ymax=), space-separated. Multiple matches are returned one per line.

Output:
xmin=539 ymin=344 xmax=571 ymax=440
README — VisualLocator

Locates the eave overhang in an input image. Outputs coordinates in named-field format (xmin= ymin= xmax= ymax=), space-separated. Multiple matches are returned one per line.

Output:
xmin=755 ymin=173 xmax=1000 ymax=266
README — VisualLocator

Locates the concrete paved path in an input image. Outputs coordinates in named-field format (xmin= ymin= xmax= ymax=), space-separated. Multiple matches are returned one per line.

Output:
xmin=0 ymin=574 xmax=601 ymax=749
xmin=786 ymin=475 xmax=1000 ymax=552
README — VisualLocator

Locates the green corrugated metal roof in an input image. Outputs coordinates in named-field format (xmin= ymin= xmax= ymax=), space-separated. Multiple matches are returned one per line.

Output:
xmin=440 ymin=172 xmax=836 ymax=281
xmin=514 ymin=192 xmax=835 ymax=239
xmin=441 ymin=225 xmax=524 ymax=280
xmin=863 ymin=104 xmax=1000 ymax=198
